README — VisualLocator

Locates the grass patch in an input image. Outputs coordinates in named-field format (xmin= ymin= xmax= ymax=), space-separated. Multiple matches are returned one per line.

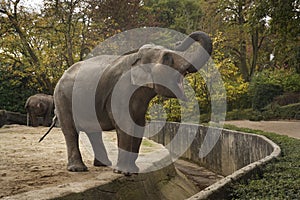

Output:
xmin=141 ymin=139 xmax=155 ymax=147
xmin=223 ymin=125 xmax=300 ymax=199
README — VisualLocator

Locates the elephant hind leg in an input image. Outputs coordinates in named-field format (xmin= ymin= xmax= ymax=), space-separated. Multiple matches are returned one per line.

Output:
xmin=86 ymin=132 xmax=112 ymax=167
xmin=59 ymin=115 xmax=88 ymax=172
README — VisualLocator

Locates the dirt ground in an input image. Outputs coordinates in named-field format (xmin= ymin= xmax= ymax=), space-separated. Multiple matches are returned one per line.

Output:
xmin=0 ymin=125 xmax=113 ymax=198
xmin=0 ymin=125 xmax=189 ymax=199
xmin=225 ymin=120 xmax=300 ymax=139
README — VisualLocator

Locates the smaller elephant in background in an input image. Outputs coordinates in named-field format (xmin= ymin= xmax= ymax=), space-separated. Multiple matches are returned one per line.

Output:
xmin=25 ymin=94 xmax=54 ymax=127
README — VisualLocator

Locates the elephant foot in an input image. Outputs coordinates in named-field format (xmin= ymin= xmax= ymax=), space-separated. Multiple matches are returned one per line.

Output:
xmin=113 ymin=164 xmax=139 ymax=176
xmin=112 ymin=169 xmax=132 ymax=176
xmin=67 ymin=163 xmax=88 ymax=172
xmin=94 ymin=159 xmax=112 ymax=167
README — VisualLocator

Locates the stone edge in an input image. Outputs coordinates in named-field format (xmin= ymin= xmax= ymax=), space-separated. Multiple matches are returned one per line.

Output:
xmin=186 ymin=128 xmax=281 ymax=200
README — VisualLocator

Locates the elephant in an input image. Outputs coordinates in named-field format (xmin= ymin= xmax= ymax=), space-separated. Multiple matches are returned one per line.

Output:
xmin=53 ymin=31 xmax=212 ymax=174
xmin=25 ymin=94 xmax=54 ymax=127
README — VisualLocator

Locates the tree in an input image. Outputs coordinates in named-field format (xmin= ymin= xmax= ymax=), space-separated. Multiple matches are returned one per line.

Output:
xmin=0 ymin=0 xmax=53 ymax=92
xmin=144 ymin=0 xmax=204 ymax=33
xmin=89 ymin=0 xmax=157 ymax=36
xmin=216 ymin=0 xmax=271 ymax=81
xmin=267 ymin=0 xmax=300 ymax=72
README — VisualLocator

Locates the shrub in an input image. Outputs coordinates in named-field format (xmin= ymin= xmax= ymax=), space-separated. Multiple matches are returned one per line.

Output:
xmin=261 ymin=103 xmax=300 ymax=120
xmin=225 ymin=103 xmax=300 ymax=121
xmin=251 ymin=83 xmax=283 ymax=111
xmin=278 ymin=103 xmax=300 ymax=120
xmin=273 ymin=92 xmax=300 ymax=106
xmin=225 ymin=109 xmax=261 ymax=121
xmin=249 ymin=68 xmax=300 ymax=111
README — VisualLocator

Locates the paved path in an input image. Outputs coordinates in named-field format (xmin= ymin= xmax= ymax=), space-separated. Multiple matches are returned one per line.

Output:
xmin=225 ymin=120 xmax=300 ymax=139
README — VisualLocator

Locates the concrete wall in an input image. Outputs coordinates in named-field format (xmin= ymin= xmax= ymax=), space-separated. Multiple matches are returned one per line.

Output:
xmin=0 ymin=110 xmax=27 ymax=127
xmin=149 ymin=121 xmax=275 ymax=176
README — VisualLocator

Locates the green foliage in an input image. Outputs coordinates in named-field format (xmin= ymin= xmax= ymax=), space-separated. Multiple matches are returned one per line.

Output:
xmin=144 ymin=0 xmax=203 ymax=33
xmin=226 ymin=102 xmax=300 ymax=121
xmin=224 ymin=126 xmax=300 ymax=199
xmin=273 ymin=92 xmax=300 ymax=106
xmin=148 ymin=97 xmax=182 ymax=122
xmin=267 ymin=0 xmax=300 ymax=71
xmin=1 ymin=0 xmax=299 ymax=116
xmin=251 ymin=83 xmax=283 ymax=111
xmin=249 ymin=68 xmax=300 ymax=111
xmin=0 ymin=0 xmax=158 ymax=113
xmin=0 ymin=64 xmax=39 ymax=113
xmin=225 ymin=109 xmax=263 ymax=121
xmin=213 ymin=32 xmax=250 ymax=110
xmin=262 ymin=103 xmax=300 ymax=120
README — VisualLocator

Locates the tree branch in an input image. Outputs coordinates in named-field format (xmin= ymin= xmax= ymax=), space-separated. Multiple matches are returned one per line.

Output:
xmin=0 ymin=8 xmax=7 ymax=14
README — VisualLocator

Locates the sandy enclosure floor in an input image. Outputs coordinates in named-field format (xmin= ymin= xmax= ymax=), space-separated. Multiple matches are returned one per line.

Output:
xmin=0 ymin=125 xmax=102 ymax=198
xmin=0 ymin=125 xmax=162 ymax=198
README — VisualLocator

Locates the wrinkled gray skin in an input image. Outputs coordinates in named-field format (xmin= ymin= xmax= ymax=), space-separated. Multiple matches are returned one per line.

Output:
xmin=25 ymin=94 xmax=54 ymax=127
xmin=54 ymin=31 xmax=212 ymax=174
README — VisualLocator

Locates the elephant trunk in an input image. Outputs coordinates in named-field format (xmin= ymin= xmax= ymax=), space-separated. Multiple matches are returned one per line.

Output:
xmin=175 ymin=31 xmax=212 ymax=73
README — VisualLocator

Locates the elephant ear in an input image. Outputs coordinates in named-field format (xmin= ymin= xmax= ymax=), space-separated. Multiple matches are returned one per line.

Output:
xmin=130 ymin=58 xmax=154 ymax=88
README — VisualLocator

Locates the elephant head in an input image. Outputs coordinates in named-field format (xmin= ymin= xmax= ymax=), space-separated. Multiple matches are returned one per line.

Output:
xmin=130 ymin=31 xmax=212 ymax=101
xmin=25 ymin=94 xmax=54 ymax=127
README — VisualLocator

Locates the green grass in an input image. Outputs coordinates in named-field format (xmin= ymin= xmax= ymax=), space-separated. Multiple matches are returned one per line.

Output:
xmin=141 ymin=139 xmax=155 ymax=147
xmin=223 ymin=125 xmax=300 ymax=200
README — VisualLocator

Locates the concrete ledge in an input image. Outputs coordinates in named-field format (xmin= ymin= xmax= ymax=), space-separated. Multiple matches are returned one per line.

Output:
xmin=2 ymin=163 xmax=198 ymax=200
xmin=148 ymin=122 xmax=281 ymax=200
xmin=0 ymin=110 xmax=27 ymax=127
xmin=186 ymin=131 xmax=281 ymax=200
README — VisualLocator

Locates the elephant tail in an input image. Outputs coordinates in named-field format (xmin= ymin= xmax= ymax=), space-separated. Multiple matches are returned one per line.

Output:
xmin=39 ymin=115 xmax=57 ymax=143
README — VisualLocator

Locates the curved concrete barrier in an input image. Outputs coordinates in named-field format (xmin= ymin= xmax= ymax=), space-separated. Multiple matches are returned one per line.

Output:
xmin=148 ymin=122 xmax=281 ymax=200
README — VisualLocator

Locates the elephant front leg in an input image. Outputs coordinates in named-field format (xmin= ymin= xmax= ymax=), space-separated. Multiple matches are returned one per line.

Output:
xmin=30 ymin=114 xmax=39 ymax=127
xmin=43 ymin=112 xmax=51 ymax=127
xmin=26 ymin=113 xmax=30 ymax=126
xmin=115 ymin=129 xmax=142 ymax=175
xmin=86 ymin=132 xmax=112 ymax=167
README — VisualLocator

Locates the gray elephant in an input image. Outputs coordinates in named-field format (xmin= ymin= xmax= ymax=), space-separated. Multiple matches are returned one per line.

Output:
xmin=53 ymin=31 xmax=212 ymax=174
xmin=25 ymin=94 xmax=54 ymax=127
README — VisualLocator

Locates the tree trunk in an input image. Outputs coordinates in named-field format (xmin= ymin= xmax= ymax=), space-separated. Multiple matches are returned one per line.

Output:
xmin=250 ymin=29 xmax=259 ymax=79
xmin=237 ymin=0 xmax=249 ymax=82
